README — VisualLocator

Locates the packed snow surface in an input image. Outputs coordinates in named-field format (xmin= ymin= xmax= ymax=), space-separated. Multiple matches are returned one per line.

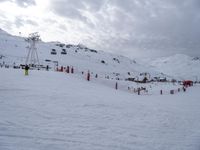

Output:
xmin=1 ymin=68 xmax=200 ymax=150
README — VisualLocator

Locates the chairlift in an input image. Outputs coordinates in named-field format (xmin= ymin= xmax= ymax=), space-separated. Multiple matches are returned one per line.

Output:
xmin=51 ymin=49 xmax=57 ymax=55
xmin=61 ymin=49 xmax=67 ymax=55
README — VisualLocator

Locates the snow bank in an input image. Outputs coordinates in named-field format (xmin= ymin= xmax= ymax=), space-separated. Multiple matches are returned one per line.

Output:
xmin=1 ymin=68 xmax=200 ymax=150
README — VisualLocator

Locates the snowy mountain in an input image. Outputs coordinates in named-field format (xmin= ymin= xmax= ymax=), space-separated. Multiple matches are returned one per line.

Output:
xmin=1 ymin=29 xmax=200 ymax=150
xmin=0 ymin=28 xmax=199 ymax=81
xmin=0 ymin=28 xmax=164 ymax=81
xmin=147 ymin=54 xmax=200 ymax=81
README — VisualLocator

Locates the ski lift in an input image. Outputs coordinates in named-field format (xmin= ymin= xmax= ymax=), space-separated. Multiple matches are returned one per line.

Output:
xmin=61 ymin=49 xmax=67 ymax=55
xmin=51 ymin=49 xmax=57 ymax=55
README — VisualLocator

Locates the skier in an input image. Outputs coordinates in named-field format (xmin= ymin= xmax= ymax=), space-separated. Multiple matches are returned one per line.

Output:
xmin=60 ymin=66 xmax=63 ymax=72
xmin=115 ymin=82 xmax=118 ymax=90
xmin=183 ymin=87 xmax=186 ymax=92
xmin=66 ymin=66 xmax=69 ymax=73
xmin=71 ymin=67 xmax=74 ymax=74
xmin=87 ymin=71 xmax=90 ymax=81
xmin=24 ymin=64 xmax=29 ymax=76
xmin=46 ymin=65 xmax=49 ymax=71
xmin=138 ymin=88 xmax=140 ymax=95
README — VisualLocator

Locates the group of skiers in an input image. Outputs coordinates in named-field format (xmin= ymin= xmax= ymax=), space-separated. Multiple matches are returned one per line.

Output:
xmin=56 ymin=66 xmax=74 ymax=73
xmin=23 ymin=64 xmax=190 ymax=96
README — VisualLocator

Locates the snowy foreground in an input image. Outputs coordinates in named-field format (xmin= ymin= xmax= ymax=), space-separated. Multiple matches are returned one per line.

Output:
xmin=1 ymin=68 xmax=200 ymax=150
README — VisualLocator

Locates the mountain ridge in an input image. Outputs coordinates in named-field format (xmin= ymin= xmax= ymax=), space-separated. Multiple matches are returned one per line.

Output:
xmin=0 ymin=28 xmax=199 ymax=81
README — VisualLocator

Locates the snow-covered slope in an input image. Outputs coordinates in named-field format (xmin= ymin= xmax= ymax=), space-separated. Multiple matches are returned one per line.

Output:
xmin=1 ymin=68 xmax=200 ymax=150
xmin=0 ymin=28 xmax=200 ymax=81
xmin=1 ymin=28 xmax=200 ymax=149
xmin=0 ymin=28 xmax=162 ymax=80
xmin=148 ymin=54 xmax=200 ymax=80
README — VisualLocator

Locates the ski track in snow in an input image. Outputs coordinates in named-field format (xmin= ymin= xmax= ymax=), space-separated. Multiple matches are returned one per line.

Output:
xmin=0 ymin=68 xmax=200 ymax=150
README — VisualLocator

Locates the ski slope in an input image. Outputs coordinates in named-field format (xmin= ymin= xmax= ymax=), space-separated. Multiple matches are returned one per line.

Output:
xmin=1 ymin=28 xmax=200 ymax=80
xmin=148 ymin=54 xmax=200 ymax=81
xmin=0 ymin=28 xmax=191 ymax=82
xmin=0 ymin=28 xmax=160 ymax=80
xmin=1 ymin=68 xmax=200 ymax=150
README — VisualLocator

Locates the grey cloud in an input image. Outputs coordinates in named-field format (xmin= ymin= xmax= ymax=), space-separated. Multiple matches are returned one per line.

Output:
xmin=58 ymin=24 xmax=67 ymax=31
xmin=15 ymin=18 xmax=24 ymax=28
xmin=15 ymin=17 xmax=38 ymax=28
xmin=0 ymin=0 xmax=36 ymax=7
xmin=50 ymin=0 xmax=106 ymax=24
xmin=0 ymin=0 xmax=12 ymax=2
xmin=14 ymin=0 xmax=36 ymax=7
xmin=44 ymin=19 xmax=58 ymax=24
xmin=26 ymin=19 xmax=38 ymax=26
xmin=50 ymin=0 xmax=86 ymax=22
xmin=45 ymin=0 xmax=200 ymax=57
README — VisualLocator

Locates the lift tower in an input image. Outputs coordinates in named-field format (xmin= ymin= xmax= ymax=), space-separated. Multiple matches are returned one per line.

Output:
xmin=25 ymin=32 xmax=40 ymax=67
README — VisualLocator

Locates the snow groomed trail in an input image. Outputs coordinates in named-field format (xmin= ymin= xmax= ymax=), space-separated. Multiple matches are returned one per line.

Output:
xmin=0 ymin=68 xmax=200 ymax=150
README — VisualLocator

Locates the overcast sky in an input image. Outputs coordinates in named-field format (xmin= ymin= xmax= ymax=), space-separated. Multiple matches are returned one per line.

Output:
xmin=0 ymin=0 xmax=200 ymax=58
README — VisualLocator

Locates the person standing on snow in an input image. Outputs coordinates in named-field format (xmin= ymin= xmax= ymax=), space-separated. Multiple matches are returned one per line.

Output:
xmin=25 ymin=64 xmax=29 ymax=76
